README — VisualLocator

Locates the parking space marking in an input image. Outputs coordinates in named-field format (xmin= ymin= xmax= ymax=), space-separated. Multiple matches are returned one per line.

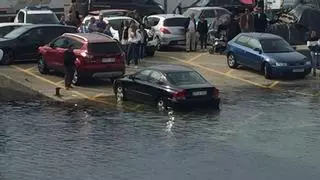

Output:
xmin=187 ymin=53 xmax=203 ymax=62
xmin=268 ymin=81 xmax=279 ymax=88
xmin=91 ymin=93 xmax=106 ymax=100
xmin=225 ymin=69 xmax=235 ymax=75
xmin=11 ymin=65 xmax=136 ymax=111
xmin=25 ymin=66 xmax=37 ymax=72
xmin=56 ymin=80 xmax=65 ymax=85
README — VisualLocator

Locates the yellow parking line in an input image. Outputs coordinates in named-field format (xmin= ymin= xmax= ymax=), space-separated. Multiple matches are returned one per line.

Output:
xmin=187 ymin=53 xmax=203 ymax=62
xmin=25 ymin=66 xmax=37 ymax=72
xmin=56 ymin=80 xmax=65 ymax=85
xmin=91 ymin=93 xmax=106 ymax=100
xmin=10 ymin=65 xmax=135 ymax=111
xmin=225 ymin=69 xmax=235 ymax=75
xmin=268 ymin=81 xmax=279 ymax=88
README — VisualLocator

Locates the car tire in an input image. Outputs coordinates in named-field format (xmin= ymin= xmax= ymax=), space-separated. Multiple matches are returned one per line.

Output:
xmin=38 ymin=56 xmax=49 ymax=74
xmin=156 ymin=98 xmax=167 ymax=111
xmin=1 ymin=50 xmax=14 ymax=65
xmin=263 ymin=63 xmax=273 ymax=79
xmin=115 ymin=84 xmax=126 ymax=101
xmin=72 ymin=69 xmax=81 ymax=85
xmin=227 ymin=53 xmax=239 ymax=68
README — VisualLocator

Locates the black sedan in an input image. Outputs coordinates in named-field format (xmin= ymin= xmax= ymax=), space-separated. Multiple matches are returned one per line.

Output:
xmin=113 ymin=65 xmax=220 ymax=110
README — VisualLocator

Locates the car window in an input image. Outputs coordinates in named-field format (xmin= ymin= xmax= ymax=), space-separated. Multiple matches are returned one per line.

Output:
xmin=247 ymin=38 xmax=261 ymax=50
xmin=18 ymin=12 xmax=25 ymax=23
xmin=260 ymin=38 xmax=294 ymax=53
xmin=4 ymin=26 xmax=28 ymax=39
xmin=69 ymin=38 xmax=83 ymax=49
xmin=52 ymin=37 xmax=69 ymax=48
xmin=0 ymin=26 xmax=17 ymax=38
xmin=201 ymin=10 xmax=216 ymax=18
xmin=235 ymin=35 xmax=250 ymax=46
xmin=88 ymin=42 xmax=122 ymax=54
xmin=108 ymin=19 xmax=125 ymax=30
xmin=21 ymin=28 xmax=44 ymax=42
xmin=147 ymin=17 xmax=160 ymax=26
xmin=183 ymin=9 xmax=201 ymax=18
xmin=26 ymin=13 xmax=59 ymax=24
xmin=134 ymin=70 xmax=152 ymax=81
xmin=216 ymin=9 xmax=231 ymax=17
xmin=163 ymin=18 xmax=188 ymax=27
xmin=149 ymin=71 xmax=166 ymax=84
xmin=166 ymin=71 xmax=207 ymax=86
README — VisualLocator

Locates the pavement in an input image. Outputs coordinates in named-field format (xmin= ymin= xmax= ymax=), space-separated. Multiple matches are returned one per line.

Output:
xmin=1 ymin=45 xmax=320 ymax=110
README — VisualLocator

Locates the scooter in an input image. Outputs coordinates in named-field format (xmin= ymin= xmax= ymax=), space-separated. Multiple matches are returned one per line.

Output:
xmin=209 ymin=30 xmax=227 ymax=54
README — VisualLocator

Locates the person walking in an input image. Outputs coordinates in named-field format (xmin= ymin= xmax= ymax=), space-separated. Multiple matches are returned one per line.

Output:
xmin=239 ymin=8 xmax=254 ymax=32
xmin=197 ymin=15 xmax=208 ymax=50
xmin=137 ymin=24 xmax=148 ymax=60
xmin=96 ymin=15 xmax=107 ymax=33
xmin=127 ymin=24 xmax=141 ymax=68
xmin=64 ymin=45 xmax=76 ymax=90
xmin=184 ymin=13 xmax=197 ymax=52
xmin=253 ymin=7 xmax=268 ymax=33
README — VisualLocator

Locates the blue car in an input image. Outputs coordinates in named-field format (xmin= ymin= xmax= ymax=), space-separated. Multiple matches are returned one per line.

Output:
xmin=226 ymin=33 xmax=312 ymax=79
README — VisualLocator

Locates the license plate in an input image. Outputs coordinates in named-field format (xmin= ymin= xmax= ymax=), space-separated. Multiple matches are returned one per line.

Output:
xmin=293 ymin=69 xmax=304 ymax=72
xmin=192 ymin=91 xmax=207 ymax=96
xmin=102 ymin=58 xmax=115 ymax=63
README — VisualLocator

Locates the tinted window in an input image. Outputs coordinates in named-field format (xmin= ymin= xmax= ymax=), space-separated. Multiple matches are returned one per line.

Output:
xmin=202 ymin=10 xmax=216 ymax=18
xmin=260 ymin=38 xmax=294 ymax=53
xmin=69 ymin=38 xmax=83 ymax=49
xmin=102 ymin=11 xmax=128 ymax=17
xmin=163 ymin=18 xmax=188 ymax=27
xmin=235 ymin=35 xmax=250 ymax=46
xmin=0 ymin=26 xmax=20 ymax=38
xmin=247 ymin=38 xmax=261 ymax=49
xmin=21 ymin=28 xmax=44 ymax=42
xmin=26 ymin=13 xmax=59 ymax=24
xmin=88 ymin=42 xmax=122 ymax=54
xmin=149 ymin=71 xmax=166 ymax=84
xmin=52 ymin=37 xmax=69 ymax=48
xmin=4 ymin=26 xmax=28 ymax=39
xmin=135 ymin=69 xmax=152 ymax=81
xmin=147 ymin=17 xmax=160 ymax=26
xmin=166 ymin=71 xmax=207 ymax=86
xmin=216 ymin=9 xmax=231 ymax=17
xmin=18 ymin=12 xmax=24 ymax=23
xmin=183 ymin=9 xmax=201 ymax=18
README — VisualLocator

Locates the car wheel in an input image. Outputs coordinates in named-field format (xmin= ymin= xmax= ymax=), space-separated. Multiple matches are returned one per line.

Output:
xmin=72 ymin=69 xmax=81 ymax=85
xmin=156 ymin=98 xmax=167 ymax=111
xmin=115 ymin=84 xmax=126 ymax=101
xmin=263 ymin=63 xmax=273 ymax=79
xmin=1 ymin=50 xmax=13 ymax=65
xmin=227 ymin=53 xmax=238 ymax=68
xmin=38 ymin=56 xmax=49 ymax=74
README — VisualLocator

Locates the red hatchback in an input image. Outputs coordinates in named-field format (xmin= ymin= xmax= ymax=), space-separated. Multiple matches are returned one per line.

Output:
xmin=38 ymin=33 xmax=125 ymax=85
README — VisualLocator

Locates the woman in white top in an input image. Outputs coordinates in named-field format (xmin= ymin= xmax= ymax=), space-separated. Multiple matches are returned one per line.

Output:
xmin=127 ymin=23 xmax=141 ymax=67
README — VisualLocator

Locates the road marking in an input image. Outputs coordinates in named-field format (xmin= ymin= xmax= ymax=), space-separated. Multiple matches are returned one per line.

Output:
xmin=11 ymin=65 xmax=136 ymax=111
xmin=56 ymin=80 xmax=65 ymax=85
xmin=25 ymin=66 xmax=37 ymax=72
xmin=225 ymin=69 xmax=235 ymax=75
xmin=91 ymin=93 xmax=106 ymax=100
xmin=268 ymin=81 xmax=279 ymax=88
xmin=187 ymin=53 xmax=203 ymax=62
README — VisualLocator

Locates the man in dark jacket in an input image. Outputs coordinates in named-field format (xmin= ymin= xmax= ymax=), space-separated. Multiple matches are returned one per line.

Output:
xmin=64 ymin=45 xmax=76 ymax=90
xmin=253 ymin=7 xmax=268 ymax=32
xmin=197 ymin=15 xmax=208 ymax=50
xmin=227 ymin=14 xmax=241 ymax=42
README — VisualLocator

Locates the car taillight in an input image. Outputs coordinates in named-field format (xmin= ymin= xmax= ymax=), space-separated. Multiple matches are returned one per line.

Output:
xmin=213 ymin=88 xmax=219 ymax=97
xmin=160 ymin=27 xmax=171 ymax=34
xmin=173 ymin=90 xmax=186 ymax=100
xmin=80 ymin=51 xmax=94 ymax=59
xmin=116 ymin=53 xmax=125 ymax=62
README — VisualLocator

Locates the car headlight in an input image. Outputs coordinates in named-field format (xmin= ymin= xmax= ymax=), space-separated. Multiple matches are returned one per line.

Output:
xmin=275 ymin=62 xmax=287 ymax=67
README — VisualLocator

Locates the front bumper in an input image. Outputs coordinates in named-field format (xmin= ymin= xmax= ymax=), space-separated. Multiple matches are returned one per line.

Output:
xmin=271 ymin=65 xmax=312 ymax=76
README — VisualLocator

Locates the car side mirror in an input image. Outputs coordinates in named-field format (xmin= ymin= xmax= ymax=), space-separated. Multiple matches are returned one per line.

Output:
xmin=254 ymin=48 xmax=262 ymax=54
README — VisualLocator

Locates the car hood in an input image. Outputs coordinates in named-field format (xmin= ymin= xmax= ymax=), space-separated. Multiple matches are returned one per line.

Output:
xmin=264 ymin=51 xmax=306 ymax=63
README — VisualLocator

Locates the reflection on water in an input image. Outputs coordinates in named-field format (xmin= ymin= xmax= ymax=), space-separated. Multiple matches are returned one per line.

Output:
xmin=1 ymin=89 xmax=320 ymax=180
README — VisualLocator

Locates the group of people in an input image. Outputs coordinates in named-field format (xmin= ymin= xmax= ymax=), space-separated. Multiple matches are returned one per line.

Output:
xmin=183 ymin=6 xmax=269 ymax=52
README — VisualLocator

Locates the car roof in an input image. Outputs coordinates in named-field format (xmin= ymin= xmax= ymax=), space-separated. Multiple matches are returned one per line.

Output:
xmin=100 ymin=9 xmax=130 ymax=12
xmin=187 ymin=7 xmax=228 ymax=11
xmin=0 ymin=23 xmax=32 ymax=27
xmin=64 ymin=33 xmax=117 ymax=43
xmin=240 ymin=32 xmax=282 ymax=39
xmin=147 ymin=64 xmax=194 ymax=72
xmin=22 ymin=24 xmax=76 ymax=30
xmin=25 ymin=10 xmax=54 ymax=14
xmin=149 ymin=14 xmax=186 ymax=19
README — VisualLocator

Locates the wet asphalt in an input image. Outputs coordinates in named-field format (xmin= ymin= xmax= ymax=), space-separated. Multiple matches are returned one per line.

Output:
xmin=1 ymin=47 xmax=320 ymax=179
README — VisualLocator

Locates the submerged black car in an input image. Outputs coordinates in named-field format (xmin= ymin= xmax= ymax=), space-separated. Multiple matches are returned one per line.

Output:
xmin=114 ymin=65 xmax=220 ymax=110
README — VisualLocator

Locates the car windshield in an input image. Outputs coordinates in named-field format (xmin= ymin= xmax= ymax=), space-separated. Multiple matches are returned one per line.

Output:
xmin=166 ymin=71 xmax=207 ymax=86
xmin=260 ymin=38 xmax=294 ymax=53
xmin=4 ymin=27 xmax=28 ymax=39
xmin=88 ymin=42 xmax=122 ymax=54
xmin=163 ymin=18 xmax=188 ymax=27
xmin=26 ymin=13 xmax=59 ymax=24
xmin=0 ymin=26 xmax=21 ymax=38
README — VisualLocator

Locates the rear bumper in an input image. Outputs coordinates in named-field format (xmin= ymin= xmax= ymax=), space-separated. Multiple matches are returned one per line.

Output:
xmin=271 ymin=65 xmax=312 ymax=76
xmin=167 ymin=97 xmax=220 ymax=110
xmin=77 ymin=64 xmax=125 ymax=78
xmin=159 ymin=34 xmax=186 ymax=46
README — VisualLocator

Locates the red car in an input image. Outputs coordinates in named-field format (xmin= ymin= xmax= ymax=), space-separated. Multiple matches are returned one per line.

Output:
xmin=38 ymin=33 xmax=125 ymax=85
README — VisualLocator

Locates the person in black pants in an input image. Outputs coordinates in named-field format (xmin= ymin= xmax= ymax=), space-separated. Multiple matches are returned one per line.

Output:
xmin=64 ymin=45 xmax=76 ymax=90
xmin=197 ymin=15 xmax=208 ymax=50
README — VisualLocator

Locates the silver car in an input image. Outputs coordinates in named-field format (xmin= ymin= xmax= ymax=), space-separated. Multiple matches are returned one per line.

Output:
xmin=145 ymin=14 xmax=188 ymax=48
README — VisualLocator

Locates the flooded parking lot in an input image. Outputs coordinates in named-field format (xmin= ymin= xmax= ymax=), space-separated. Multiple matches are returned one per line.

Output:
xmin=1 ymin=50 xmax=320 ymax=179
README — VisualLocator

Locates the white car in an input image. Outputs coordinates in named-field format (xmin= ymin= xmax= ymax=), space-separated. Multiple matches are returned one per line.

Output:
xmin=14 ymin=6 xmax=60 ymax=24
xmin=145 ymin=14 xmax=188 ymax=48
xmin=183 ymin=7 xmax=231 ymax=26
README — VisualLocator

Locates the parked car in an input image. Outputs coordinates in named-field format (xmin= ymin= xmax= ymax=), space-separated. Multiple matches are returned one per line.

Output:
xmin=14 ymin=6 xmax=60 ymax=24
xmin=38 ymin=33 xmax=126 ymax=85
xmin=81 ymin=15 xmax=157 ymax=56
xmin=183 ymin=7 xmax=231 ymax=26
xmin=0 ymin=24 xmax=77 ymax=65
xmin=226 ymin=33 xmax=312 ymax=79
xmin=0 ymin=23 xmax=31 ymax=38
xmin=88 ymin=9 xmax=132 ymax=17
xmin=146 ymin=14 xmax=188 ymax=49
xmin=113 ymin=64 xmax=220 ymax=110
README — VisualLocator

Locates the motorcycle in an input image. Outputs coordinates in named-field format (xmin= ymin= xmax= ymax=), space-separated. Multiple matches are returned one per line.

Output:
xmin=209 ymin=29 xmax=227 ymax=54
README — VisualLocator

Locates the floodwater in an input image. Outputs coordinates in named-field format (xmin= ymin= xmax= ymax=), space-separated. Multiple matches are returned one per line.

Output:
xmin=1 ymin=88 xmax=320 ymax=180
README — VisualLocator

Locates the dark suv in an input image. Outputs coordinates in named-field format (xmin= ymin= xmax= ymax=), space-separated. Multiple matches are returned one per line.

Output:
xmin=0 ymin=24 xmax=77 ymax=65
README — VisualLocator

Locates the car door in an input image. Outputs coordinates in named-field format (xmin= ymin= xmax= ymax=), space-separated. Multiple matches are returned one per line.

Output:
xmin=15 ymin=28 xmax=45 ymax=60
xmin=144 ymin=71 xmax=168 ymax=103
xmin=43 ymin=37 xmax=69 ymax=70
xmin=233 ymin=35 xmax=251 ymax=66
xmin=126 ymin=69 xmax=152 ymax=102
xmin=246 ymin=38 xmax=264 ymax=70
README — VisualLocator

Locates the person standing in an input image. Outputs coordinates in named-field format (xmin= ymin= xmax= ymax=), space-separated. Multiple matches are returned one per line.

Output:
xmin=64 ymin=45 xmax=76 ymax=90
xmin=173 ymin=3 xmax=182 ymax=14
xmin=96 ymin=15 xmax=107 ymax=33
xmin=59 ymin=15 xmax=66 ymax=25
xmin=127 ymin=24 xmax=141 ymax=68
xmin=88 ymin=17 xmax=98 ymax=33
xmin=197 ymin=15 xmax=208 ymax=50
xmin=137 ymin=24 xmax=148 ymax=60
xmin=307 ymin=30 xmax=319 ymax=76
xmin=253 ymin=7 xmax=268 ymax=33
xmin=239 ymin=8 xmax=254 ymax=32
xmin=184 ymin=13 xmax=197 ymax=52
xmin=227 ymin=14 xmax=241 ymax=42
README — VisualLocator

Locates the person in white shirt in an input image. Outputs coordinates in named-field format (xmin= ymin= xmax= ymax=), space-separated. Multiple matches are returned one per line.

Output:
xmin=127 ymin=23 xmax=141 ymax=67
xmin=184 ymin=13 xmax=197 ymax=52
